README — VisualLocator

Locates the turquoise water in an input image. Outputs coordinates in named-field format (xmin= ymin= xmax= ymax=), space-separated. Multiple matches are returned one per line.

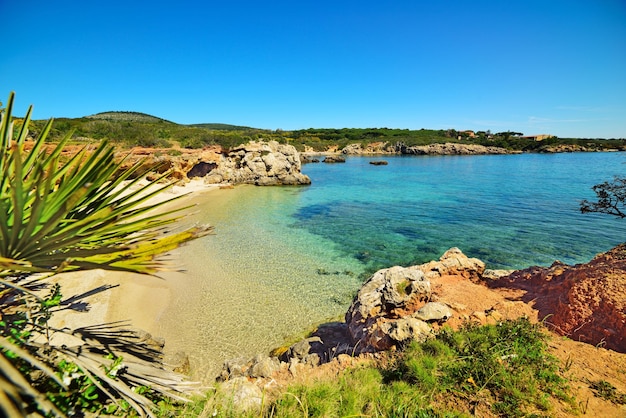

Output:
xmin=297 ymin=152 xmax=626 ymax=270
xmin=162 ymin=152 xmax=626 ymax=379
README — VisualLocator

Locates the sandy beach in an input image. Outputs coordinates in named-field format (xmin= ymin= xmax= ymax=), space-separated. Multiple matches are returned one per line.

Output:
xmin=49 ymin=179 xmax=221 ymax=346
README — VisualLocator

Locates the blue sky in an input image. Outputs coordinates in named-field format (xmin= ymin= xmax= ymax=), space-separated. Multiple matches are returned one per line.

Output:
xmin=1 ymin=0 xmax=625 ymax=138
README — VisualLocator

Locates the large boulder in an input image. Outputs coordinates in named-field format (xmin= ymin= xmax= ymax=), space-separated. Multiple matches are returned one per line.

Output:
xmin=204 ymin=141 xmax=311 ymax=186
xmin=345 ymin=265 xmax=432 ymax=351
xmin=417 ymin=247 xmax=485 ymax=282
xmin=345 ymin=248 xmax=485 ymax=352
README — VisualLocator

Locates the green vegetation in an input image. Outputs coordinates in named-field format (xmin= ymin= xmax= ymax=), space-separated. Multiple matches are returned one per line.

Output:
xmin=24 ymin=111 xmax=626 ymax=153
xmin=0 ymin=92 xmax=211 ymax=417
xmin=87 ymin=111 xmax=174 ymax=123
xmin=589 ymin=380 xmax=626 ymax=404
xmin=581 ymin=176 xmax=626 ymax=218
xmin=163 ymin=318 xmax=575 ymax=417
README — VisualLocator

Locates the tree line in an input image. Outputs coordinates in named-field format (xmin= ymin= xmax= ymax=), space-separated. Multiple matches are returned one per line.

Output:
xmin=21 ymin=116 xmax=626 ymax=153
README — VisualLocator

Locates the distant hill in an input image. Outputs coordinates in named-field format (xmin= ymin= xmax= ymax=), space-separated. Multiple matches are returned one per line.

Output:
xmin=86 ymin=111 xmax=174 ymax=124
xmin=189 ymin=123 xmax=255 ymax=131
xmin=85 ymin=112 xmax=255 ymax=131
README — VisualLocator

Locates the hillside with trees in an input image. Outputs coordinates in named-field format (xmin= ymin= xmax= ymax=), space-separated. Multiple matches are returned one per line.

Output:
xmin=22 ymin=112 xmax=626 ymax=153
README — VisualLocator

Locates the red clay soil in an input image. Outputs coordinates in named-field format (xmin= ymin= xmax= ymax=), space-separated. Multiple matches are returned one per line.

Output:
xmin=488 ymin=244 xmax=626 ymax=353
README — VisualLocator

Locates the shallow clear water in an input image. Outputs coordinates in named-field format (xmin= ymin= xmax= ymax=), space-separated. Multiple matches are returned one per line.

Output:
xmin=297 ymin=153 xmax=626 ymax=270
xmin=161 ymin=152 xmax=626 ymax=380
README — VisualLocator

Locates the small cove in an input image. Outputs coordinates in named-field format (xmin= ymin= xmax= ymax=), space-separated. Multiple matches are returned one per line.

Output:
xmin=159 ymin=152 xmax=626 ymax=380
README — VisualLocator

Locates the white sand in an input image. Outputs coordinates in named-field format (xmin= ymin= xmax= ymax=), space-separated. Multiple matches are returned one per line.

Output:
xmin=48 ymin=179 xmax=221 ymax=345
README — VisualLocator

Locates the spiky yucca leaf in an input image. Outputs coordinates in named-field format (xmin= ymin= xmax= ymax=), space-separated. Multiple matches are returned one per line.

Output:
xmin=0 ymin=92 xmax=214 ymax=417
xmin=0 ymin=91 xmax=213 ymax=275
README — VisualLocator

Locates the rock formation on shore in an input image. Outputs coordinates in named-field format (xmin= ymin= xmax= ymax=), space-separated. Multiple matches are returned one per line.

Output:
xmin=335 ymin=142 xmax=513 ymax=155
xmin=116 ymin=140 xmax=311 ymax=186
xmin=391 ymin=142 xmax=512 ymax=155
xmin=203 ymin=141 xmax=311 ymax=186
xmin=219 ymin=245 xmax=626 ymax=380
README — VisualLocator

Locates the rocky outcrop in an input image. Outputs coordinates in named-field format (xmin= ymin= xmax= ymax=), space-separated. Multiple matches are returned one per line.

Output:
xmin=204 ymin=141 xmax=311 ymax=186
xmin=113 ymin=141 xmax=310 ymax=186
xmin=342 ymin=142 xmax=390 ymax=154
xmin=345 ymin=248 xmax=485 ymax=352
xmin=114 ymin=146 xmax=223 ymax=181
xmin=337 ymin=142 xmax=512 ymax=156
xmin=536 ymin=144 xmax=626 ymax=153
xmin=215 ymin=248 xmax=488 ymax=386
xmin=489 ymin=245 xmax=626 ymax=353
xmin=322 ymin=155 xmax=346 ymax=163
xmin=393 ymin=142 xmax=511 ymax=155
xmin=215 ymin=245 xmax=626 ymax=414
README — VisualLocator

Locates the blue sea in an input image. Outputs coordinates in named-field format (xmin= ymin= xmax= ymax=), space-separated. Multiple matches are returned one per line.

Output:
xmin=296 ymin=152 xmax=626 ymax=270
xmin=162 ymin=152 xmax=626 ymax=379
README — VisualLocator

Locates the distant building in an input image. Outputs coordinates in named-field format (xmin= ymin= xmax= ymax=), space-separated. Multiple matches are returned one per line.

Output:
xmin=521 ymin=134 xmax=552 ymax=141
xmin=457 ymin=130 xmax=476 ymax=140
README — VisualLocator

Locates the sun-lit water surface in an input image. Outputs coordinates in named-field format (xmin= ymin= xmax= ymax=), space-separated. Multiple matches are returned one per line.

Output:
xmin=159 ymin=152 xmax=626 ymax=380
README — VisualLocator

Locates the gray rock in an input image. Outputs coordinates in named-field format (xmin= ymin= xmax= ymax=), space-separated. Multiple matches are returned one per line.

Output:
xmin=345 ymin=248 xmax=485 ymax=352
xmin=342 ymin=143 xmax=362 ymax=154
xmin=482 ymin=269 xmax=515 ymax=280
xmin=204 ymin=140 xmax=311 ymax=186
xmin=249 ymin=355 xmax=280 ymax=378
xmin=302 ymin=353 xmax=321 ymax=367
xmin=287 ymin=337 xmax=323 ymax=360
xmin=393 ymin=142 xmax=510 ymax=156
xmin=220 ymin=357 xmax=249 ymax=380
xmin=384 ymin=318 xmax=433 ymax=344
xmin=345 ymin=266 xmax=431 ymax=351
xmin=414 ymin=302 xmax=453 ymax=322
xmin=417 ymin=247 xmax=485 ymax=282
xmin=323 ymin=155 xmax=346 ymax=163
xmin=219 ymin=377 xmax=263 ymax=413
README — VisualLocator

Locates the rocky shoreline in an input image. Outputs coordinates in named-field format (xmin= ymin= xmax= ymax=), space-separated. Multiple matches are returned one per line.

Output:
xmin=213 ymin=246 xmax=626 ymax=413
xmin=114 ymin=139 xmax=623 ymax=186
